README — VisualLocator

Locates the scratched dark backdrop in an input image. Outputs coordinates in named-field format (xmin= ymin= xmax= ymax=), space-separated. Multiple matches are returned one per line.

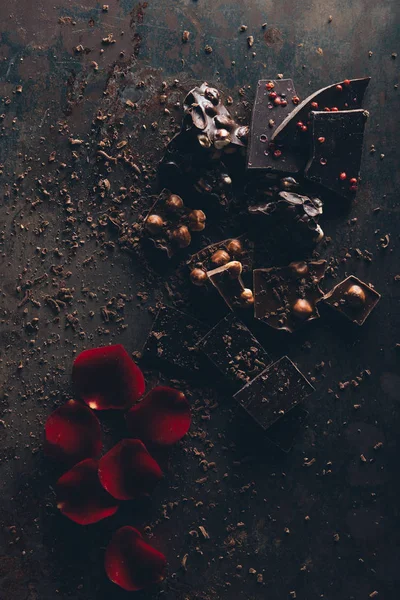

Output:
xmin=0 ymin=1 xmax=399 ymax=599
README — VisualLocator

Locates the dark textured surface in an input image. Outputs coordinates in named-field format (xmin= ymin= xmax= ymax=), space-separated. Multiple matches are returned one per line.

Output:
xmin=0 ymin=1 xmax=399 ymax=599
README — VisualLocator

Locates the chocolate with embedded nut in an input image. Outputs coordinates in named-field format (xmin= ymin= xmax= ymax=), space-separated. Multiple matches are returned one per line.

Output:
xmin=207 ymin=261 xmax=254 ymax=311
xmin=322 ymin=275 xmax=380 ymax=325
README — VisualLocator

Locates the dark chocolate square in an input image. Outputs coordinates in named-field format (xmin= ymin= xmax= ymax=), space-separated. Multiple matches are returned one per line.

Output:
xmin=199 ymin=313 xmax=271 ymax=388
xmin=234 ymin=356 xmax=314 ymax=431
xmin=143 ymin=305 xmax=208 ymax=372
xmin=322 ymin=275 xmax=381 ymax=325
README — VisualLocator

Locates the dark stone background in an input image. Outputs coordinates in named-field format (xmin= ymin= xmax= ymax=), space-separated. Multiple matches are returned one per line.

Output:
xmin=0 ymin=1 xmax=399 ymax=599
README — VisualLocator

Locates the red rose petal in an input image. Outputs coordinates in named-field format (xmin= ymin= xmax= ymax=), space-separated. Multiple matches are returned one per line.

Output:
xmin=45 ymin=399 xmax=102 ymax=465
xmin=105 ymin=526 xmax=166 ymax=591
xmin=72 ymin=344 xmax=145 ymax=410
xmin=56 ymin=458 xmax=118 ymax=525
xmin=98 ymin=439 xmax=163 ymax=501
xmin=126 ymin=386 xmax=191 ymax=446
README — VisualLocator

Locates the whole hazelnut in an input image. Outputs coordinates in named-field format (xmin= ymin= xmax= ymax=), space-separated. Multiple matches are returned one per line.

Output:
xmin=292 ymin=298 xmax=313 ymax=319
xmin=240 ymin=288 xmax=254 ymax=306
xmin=204 ymin=86 xmax=220 ymax=105
xmin=214 ymin=129 xmax=231 ymax=149
xmin=198 ymin=134 xmax=211 ymax=148
xmin=211 ymin=249 xmax=231 ymax=266
xmin=170 ymin=225 xmax=191 ymax=248
xmin=190 ymin=268 xmax=207 ymax=286
xmin=290 ymin=261 xmax=309 ymax=277
xmin=226 ymin=260 xmax=243 ymax=278
xmin=146 ymin=214 xmax=164 ymax=234
xmin=345 ymin=284 xmax=366 ymax=308
xmin=165 ymin=193 xmax=184 ymax=212
xmin=188 ymin=209 xmax=206 ymax=232
xmin=226 ymin=239 xmax=243 ymax=256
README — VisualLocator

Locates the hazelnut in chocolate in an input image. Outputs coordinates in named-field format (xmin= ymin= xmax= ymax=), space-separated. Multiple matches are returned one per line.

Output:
xmin=322 ymin=275 xmax=380 ymax=325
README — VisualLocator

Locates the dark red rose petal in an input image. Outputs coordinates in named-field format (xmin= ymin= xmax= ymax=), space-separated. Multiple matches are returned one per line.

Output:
xmin=56 ymin=458 xmax=118 ymax=525
xmin=105 ymin=526 xmax=166 ymax=591
xmin=45 ymin=399 xmax=102 ymax=466
xmin=126 ymin=386 xmax=191 ymax=446
xmin=72 ymin=344 xmax=145 ymax=410
xmin=98 ymin=439 xmax=163 ymax=501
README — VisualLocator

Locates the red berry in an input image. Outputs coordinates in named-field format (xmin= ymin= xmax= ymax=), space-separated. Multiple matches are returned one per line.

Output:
xmin=343 ymin=79 xmax=351 ymax=86
xmin=318 ymin=136 xmax=326 ymax=143
xmin=339 ymin=172 xmax=347 ymax=180
xmin=336 ymin=84 xmax=343 ymax=92
xmin=274 ymin=96 xmax=282 ymax=106
xmin=266 ymin=82 xmax=275 ymax=90
xmin=331 ymin=107 xmax=339 ymax=112
xmin=269 ymin=91 xmax=277 ymax=99
xmin=280 ymin=99 xmax=288 ymax=107
xmin=292 ymin=96 xmax=300 ymax=105
xmin=296 ymin=121 xmax=304 ymax=128
xmin=273 ymin=149 xmax=282 ymax=158
xmin=301 ymin=125 xmax=308 ymax=132
xmin=311 ymin=101 xmax=319 ymax=109
xmin=349 ymin=177 xmax=358 ymax=185
xmin=324 ymin=107 xmax=331 ymax=111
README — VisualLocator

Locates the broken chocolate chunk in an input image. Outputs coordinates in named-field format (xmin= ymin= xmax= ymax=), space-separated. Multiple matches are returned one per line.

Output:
xmin=247 ymin=79 xmax=298 ymax=171
xmin=254 ymin=260 xmax=327 ymax=333
xmin=142 ymin=189 xmax=206 ymax=257
xmin=266 ymin=403 xmax=309 ymax=452
xmin=271 ymin=77 xmax=370 ymax=173
xmin=248 ymin=190 xmax=324 ymax=249
xmin=199 ymin=313 xmax=271 ymax=388
xmin=187 ymin=234 xmax=254 ymax=287
xmin=304 ymin=110 xmax=368 ymax=199
xmin=143 ymin=305 xmax=208 ymax=372
xmin=207 ymin=261 xmax=254 ymax=311
xmin=322 ymin=275 xmax=380 ymax=325
xmin=234 ymin=356 xmax=314 ymax=431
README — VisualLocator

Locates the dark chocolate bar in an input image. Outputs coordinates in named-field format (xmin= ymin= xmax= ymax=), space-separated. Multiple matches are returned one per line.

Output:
xmin=234 ymin=356 xmax=314 ymax=431
xmin=207 ymin=261 xmax=254 ymax=311
xmin=142 ymin=189 xmax=206 ymax=258
xmin=322 ymin=275 xmax=380 ymax=325
xmin=247 ymin=79 xmax=298 ymax=171
xmin=271 ymin=77 xmax=370 ymax=173
xmin=187 ymin=234 xmax=254 ymax=287
xmin=143 ymin=305 xmax=208 ymax=372
xmin=304 ymin=110 xmax=368 ymax=199
xmin=253 ymin=260 xmax=327 ymax=333
xmin=199 ymin=313 xmax=271 ymax=388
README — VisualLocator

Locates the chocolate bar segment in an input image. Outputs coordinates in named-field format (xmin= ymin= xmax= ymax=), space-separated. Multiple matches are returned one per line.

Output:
xmin=322 ymin=275 xmax=380 ymax=325
xmin=247 ymin=79 xmax=297 ymax=171
xmin=254 ymin=260 xmax=327 ymax=333
xmin=199 ymin=313 xmax=271 ymax=388
xmin=271 ymin=77 xmax=370 ymax=173
xmin=143 ymin=305 xmax=208 ymax=372
xmin=207 ymin=261 xmax=254 ymax=311
xmin=305 ymin=110 xmax=368 ymax=199
xmin=143 ymin=189 xmax=206 ymax=258
xmin=234 ymin=356 xmax=314 ymax=431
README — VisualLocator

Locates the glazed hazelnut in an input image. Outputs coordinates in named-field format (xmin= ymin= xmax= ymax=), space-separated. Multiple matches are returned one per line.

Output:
xmin=292 ymin=298 xmax=313 ymax=319
xmin=170 ymin=225 xmax=191 ymax=248
xmin=204 ymin=86 xmax=220 ymax=105
xmin=198 ymin=134 xmax=211 ymax=148
xmin=240 ymin=288 xmax=254 ymax=306
xmin=211 ymin=249 xmax=231 ymax=266
xmin=214 ymin=129 xmax=231 ymax=149
xmin=165 ymin=193 xmax=184 ymax=212
xmin=226 ymin=260 xmax=243 ymax=278
xmin=345 ymin=284 xmax=366 ymax=308
xmin=226 ymin=239 xmax=243 ymax=256
xmin=146 ymin=214 xmax=164 ymax=235
xmin=188 ymin=209 xmax=206 ymax=232
xmin=290 ymin=261 xmax=309 ymax=277
xmin=190 ymin=268 xmax=207 ymax=286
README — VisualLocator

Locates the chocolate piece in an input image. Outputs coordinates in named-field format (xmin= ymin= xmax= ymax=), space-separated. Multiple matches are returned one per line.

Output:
xmin=271 ymin=77 xmax=370 ymax=173
xmin=143 ymin=189 xmax=206 ymax=257
xmin=187 ymin=234 xmax=254 ymax=286
xmin=199 ymin=313 xmax=271 ymax=388
xmin=247 ymin=79 xmax=298 ymax=171
xmin=248 ymin=191 xmax=324 ymax=249
xmin=143 ymin=305 xmax=208 ymax=372
xmin=207 ymin=261 xmax=254 ymax=311
xmin=304 ymin=110 xmax=368 ymax=199
xmin=181 ymin=82 xmax=248 ymax=152
xmin=322 ymin=275 xmax=380 ymax=325
xmin=266 ymin=404 xmax=308 ymax=452
xmin=234 ymin=356 xmax=314 ymax=431
xmin=253 ymin=260 xmax=327 ymax=333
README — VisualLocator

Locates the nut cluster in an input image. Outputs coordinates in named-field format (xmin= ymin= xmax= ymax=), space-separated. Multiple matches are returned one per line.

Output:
xmin=189 ymin=238 xmax=244 ymax=286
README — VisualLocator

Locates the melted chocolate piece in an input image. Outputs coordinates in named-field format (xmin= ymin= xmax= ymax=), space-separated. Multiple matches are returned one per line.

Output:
xmin=143 ymin=305 xmax=207 ymax=372
xmin=305 ymin=110 xmax=368 ymax=199
xmin=271 ymin=77 xmax=370 ymax=173
xmin=234 ymin=356 xmax=314 ymax=431
xmin=247 ymin=79 xmax=297 ymax=171
xmin=322 ymin=275 xmax=381 ymax=325
xmin=199 ymin=313 xmax=271 ymax=388
xmin=253 ymin=260 xmax=327 ymax=333
xmin=207 ymin=261 xmax=254 ymax=312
